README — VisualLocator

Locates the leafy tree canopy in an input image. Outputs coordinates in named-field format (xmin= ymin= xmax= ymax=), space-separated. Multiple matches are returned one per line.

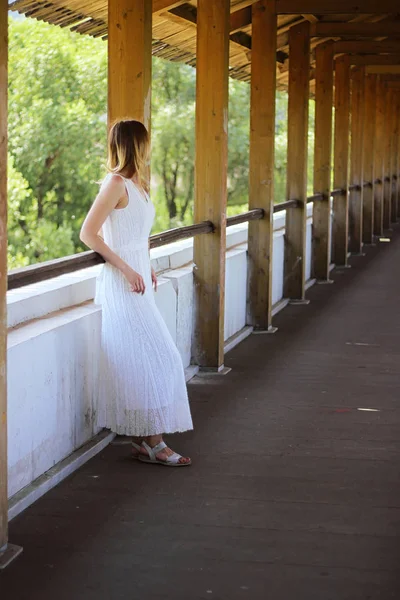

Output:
xmin=7 ymin=17 xmax=315 ymax=269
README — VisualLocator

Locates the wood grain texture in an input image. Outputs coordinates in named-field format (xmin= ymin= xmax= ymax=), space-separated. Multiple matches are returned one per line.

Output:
xmin=390 ymin=95 xmax=399 ymax=222
xmin=374 ymin=78 xmax=385 ymax=236
xmin=284 ymin=21 xmax=310 ymax=300
xmin=333 ymin=55 xmax=351 ymax=266
xmin=383 ymin=86 xmax=393 ymax=229
xmin=352 ymin=56 xmax=400 ymax=67
xmin=193 ymin=0 xmax=230 ymax=369
xmin=334 ymin=41 xmax=400 ymax=55
xmin=397 ymin=98 xmax=400 ymax=219
xmin=349 ymin=67 xmax=365 ymax=254
xmin=277 ymin=0 xmax=400 ymax=13
xmin=312 ymin=41 xmax=333 ymax=280
xmin=312 ymin=22 xmax=400 ymax=37
xmin=362 ymin=75 xmax=377 ymax=244
xmin=0 ymin=0 xmax=7 ymax=552
xmin=248 ymin=0 xmax=277 ymax=330
xmin=108 ymin=0 xmax=152 ymax=129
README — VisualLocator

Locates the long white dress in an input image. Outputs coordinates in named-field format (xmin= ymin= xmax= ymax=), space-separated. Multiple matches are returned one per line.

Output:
xmin=95 ymin=174 xmax=193 ymax=437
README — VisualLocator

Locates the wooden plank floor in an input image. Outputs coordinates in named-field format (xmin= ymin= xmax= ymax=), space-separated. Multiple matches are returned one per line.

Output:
xmin=2 ymin=231 xmax=400 ymax=599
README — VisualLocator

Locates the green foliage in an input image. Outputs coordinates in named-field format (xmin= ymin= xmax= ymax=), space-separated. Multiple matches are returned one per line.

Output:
xmin=8 ymin=17 xmax=107 ymax=267
xmin=7 ymin=154 xmax=75 ymax=267
xmin=227 ymin=79 xmax=250 ymax=206
xmin=151 ymin=60 xmax=195 ymax=229
xmin=7 ymin=16 xmax=317 ymax=269
xmin=273 ymin=94 xmax=316 ymax=201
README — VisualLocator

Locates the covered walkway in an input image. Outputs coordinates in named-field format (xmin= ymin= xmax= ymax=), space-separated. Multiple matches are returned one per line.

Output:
xmin=2 ymin=231 xmax=400 ymax=599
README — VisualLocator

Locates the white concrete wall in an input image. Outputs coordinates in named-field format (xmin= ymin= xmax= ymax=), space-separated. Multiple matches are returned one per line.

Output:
xmin=7 ymin=205 xmax=316 ymax=501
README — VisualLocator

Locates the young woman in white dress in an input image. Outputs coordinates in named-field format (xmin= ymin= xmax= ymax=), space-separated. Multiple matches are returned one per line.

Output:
xmin=80 ymin=120 xmax=193 ymax=466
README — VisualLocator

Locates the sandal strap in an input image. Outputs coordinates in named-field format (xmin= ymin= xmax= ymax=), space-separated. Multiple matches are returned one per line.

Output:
xmin=165 ymin=452 xmax=183 ymax=464
xmin=131 ymin=441 xmax=142 ymax=451
xmin=141 ymin=441 xmax=167 ymax=462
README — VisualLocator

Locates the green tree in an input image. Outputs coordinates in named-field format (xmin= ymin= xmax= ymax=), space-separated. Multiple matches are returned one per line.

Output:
xmin=151 ymin=59 xmax=196 ymax=229
xmin=8 ymin=16 xmax=316 ymax=269
xmin=8 ymin=17 xmax=107 ymax=266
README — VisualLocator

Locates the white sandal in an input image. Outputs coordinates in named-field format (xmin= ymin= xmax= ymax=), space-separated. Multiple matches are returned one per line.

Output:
xmin=131 ymin=441 xmax=142 ymax=459
xmin=138 ymin=441 xmax=191 ymax=467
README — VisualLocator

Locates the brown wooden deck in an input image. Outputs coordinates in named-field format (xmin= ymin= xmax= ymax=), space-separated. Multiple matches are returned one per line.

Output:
xmin=2 ymin=231 xmax=400 ymax=599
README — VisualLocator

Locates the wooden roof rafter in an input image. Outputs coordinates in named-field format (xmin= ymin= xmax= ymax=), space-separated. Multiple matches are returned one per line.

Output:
xmin=9 ymin=0 xmax=400 ymax=89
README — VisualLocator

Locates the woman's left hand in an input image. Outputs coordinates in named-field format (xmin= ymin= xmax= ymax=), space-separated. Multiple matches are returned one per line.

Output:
xmin=151 ymin=267 xmax=158 ymax=292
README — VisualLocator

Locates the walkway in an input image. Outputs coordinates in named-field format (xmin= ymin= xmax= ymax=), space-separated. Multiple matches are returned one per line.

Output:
xmin=2 ymin=231 xmax=400 ymax=600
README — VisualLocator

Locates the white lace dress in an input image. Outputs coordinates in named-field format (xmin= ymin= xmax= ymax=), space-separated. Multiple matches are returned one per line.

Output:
xmin=95 ymin=174 xmax=193 ymax=436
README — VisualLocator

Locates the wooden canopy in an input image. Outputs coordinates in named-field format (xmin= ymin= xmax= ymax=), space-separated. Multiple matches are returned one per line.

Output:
xmin=9 ymin=0 xmax=400 ymax=90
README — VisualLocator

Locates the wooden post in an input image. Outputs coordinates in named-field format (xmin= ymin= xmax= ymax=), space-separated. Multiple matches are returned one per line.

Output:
xmin=383 ymin=85 xmax=393 ymax=229
xmin=312 ymin=41 xmax=334 ymax=281
xmin=248 ymin=0 xmax=277 ymax=331
xmin=394 ymin=98 xmax=400 ymax=218
xmin=0 ymin=0 xmax=7 ymax=560
xmin=0 ymin=0 xmax=22 ymax=569
xmin=108 ymin=0 xmax=152 ymax=128
xmin=193 ymin=0 xmax=230 ymax=370
xmin=362 ymin=74 xmax=377 ymax=244
xmin=333 ymin=55 xmax=351 ymax=266
xmin=284 ymin=21 xmax=310 ymax=301
xmin=390 ymin=94 xmax=399 ymax=222
xmin=349 ymin=67 xmax=365 ymax=255
xmin=374 ymin=77 xmax=385 ymax=237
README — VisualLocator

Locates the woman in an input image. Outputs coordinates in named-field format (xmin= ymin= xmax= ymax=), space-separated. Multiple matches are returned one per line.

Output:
xmin=80 ymin=119 xmax=193 ymax=466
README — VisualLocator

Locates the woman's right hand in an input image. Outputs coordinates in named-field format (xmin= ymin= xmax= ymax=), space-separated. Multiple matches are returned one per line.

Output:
xmin=125 ymin=267 xmax=145 ymax=294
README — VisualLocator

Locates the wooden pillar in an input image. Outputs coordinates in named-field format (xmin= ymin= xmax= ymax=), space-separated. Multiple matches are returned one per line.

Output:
xmin=108 ymin=0 xmax=152 ymax=128
xmin=312 ymin=41 xmax=334 ymax=281
xmin=362 ymin=74 xmax=377 ymax=244
xmin=397 ymin=97 xmax=400 ymax=219
xmin=284 ymin=21 xmax=310 ymax=300
xmin=383 ymin=85 xmax=393 ymax=230
xmin=374 ymin=77 xmax=385 ymax=237
xmin=0 ymin=0 xmax=7 ymax=560
xmin=349 ymin=67 xmax=365 ymax=254
xmin=193 ymin=0 xmax=229 ymax=370
xmin=332 ymin=55 xmax=351 ymax=266
xmin=390 ymin=93 xmax=399 ymax=222
xmin=0 ymin=0 xmax=21 ymax=569
xmin=248 ymin=0 xmax=277 ymax=331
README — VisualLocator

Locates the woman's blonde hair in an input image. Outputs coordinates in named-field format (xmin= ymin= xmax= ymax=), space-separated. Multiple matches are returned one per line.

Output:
xmin=107 ymin=120 xmax=150 ymax=191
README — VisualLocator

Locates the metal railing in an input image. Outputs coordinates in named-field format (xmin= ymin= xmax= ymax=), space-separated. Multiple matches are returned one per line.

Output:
xmin=5 ymin=181 xmax=378 ymax=290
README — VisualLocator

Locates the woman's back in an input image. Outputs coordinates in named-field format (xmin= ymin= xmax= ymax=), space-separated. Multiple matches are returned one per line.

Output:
xmin=101 ymin=174 xmax=155 ymax=252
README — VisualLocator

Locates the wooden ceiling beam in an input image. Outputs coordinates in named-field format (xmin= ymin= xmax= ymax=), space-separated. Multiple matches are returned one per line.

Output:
xmin=379 ymin=74 xmax=400 ymax=80
xmin=230 ymin=6 xmax=251 ymax=33
xmin=166 ymin=3 xmax=288 ymax=63
xmin=229 ymin=6 xmax=252 ymax=33
xmin=153 ymin=0 xmax=186 ymax=15
xmin=276 ymin=1 xmax=400 ymax=14
xmin=350 ymin=54 xmax=400 ymax=65
xmin=229 ymin=0 xmax=258 ymax=11
xmin=334 ymin=40 xmax=400 ymax=54
xmin=366 ymin=65 xmax=400 ymax=73
xmin=311 ymin=21 xmax=400 ymax=37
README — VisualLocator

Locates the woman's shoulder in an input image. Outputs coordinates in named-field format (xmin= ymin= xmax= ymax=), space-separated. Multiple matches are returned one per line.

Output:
xmin=100 ymin=172 xmax=127 ymax=192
